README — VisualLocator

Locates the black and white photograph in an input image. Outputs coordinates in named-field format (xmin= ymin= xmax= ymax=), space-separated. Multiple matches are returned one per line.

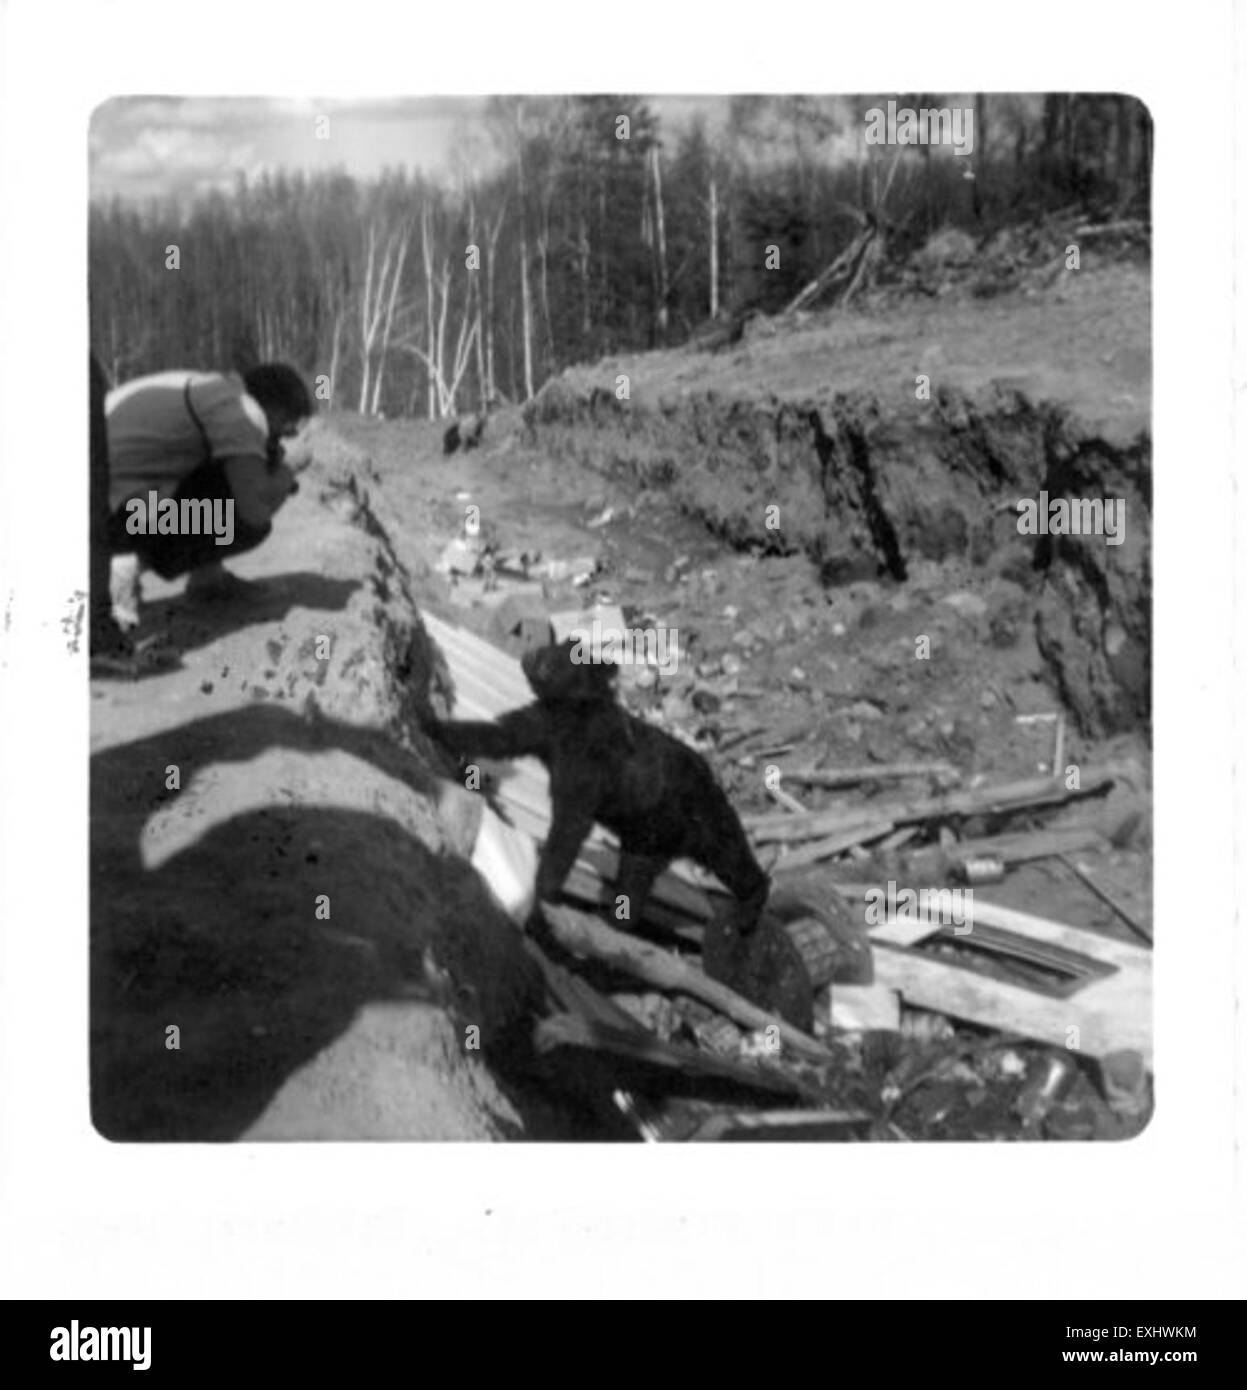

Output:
xmin=86 ymin=92 xmax=1155 ymax=1143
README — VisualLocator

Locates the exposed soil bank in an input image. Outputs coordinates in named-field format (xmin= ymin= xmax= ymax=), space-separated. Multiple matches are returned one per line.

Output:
xmin=90 ymin=450 xmax=543 ymax=1141
xmin=522 ymin=278 xmax=1151 ymax=740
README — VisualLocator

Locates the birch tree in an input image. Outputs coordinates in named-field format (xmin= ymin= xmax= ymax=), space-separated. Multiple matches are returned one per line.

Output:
xmin=357 ymin=218 xmax=410 ymax=414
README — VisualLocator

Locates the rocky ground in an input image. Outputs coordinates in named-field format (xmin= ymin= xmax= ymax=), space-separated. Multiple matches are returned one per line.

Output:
xmin=90 ymin=246 xmax=1152 ymax=1142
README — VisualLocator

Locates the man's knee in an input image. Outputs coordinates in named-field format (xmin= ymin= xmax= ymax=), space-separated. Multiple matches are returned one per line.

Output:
xmin=139 ymin=518 xmax=272 ymax=581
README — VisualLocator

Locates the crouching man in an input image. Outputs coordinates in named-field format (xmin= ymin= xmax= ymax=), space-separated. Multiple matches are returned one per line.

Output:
xmin=102 ymin=361 xmax=314 ymax=630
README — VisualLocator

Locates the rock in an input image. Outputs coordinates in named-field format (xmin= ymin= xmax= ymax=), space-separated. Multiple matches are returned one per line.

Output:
xmin=690 ymin=687 xmax=722 ymax=715
xmin=985 ymin=579 xmax=1032 ymax=648
xmin=942 ymin=590 xmax=988 ymax=619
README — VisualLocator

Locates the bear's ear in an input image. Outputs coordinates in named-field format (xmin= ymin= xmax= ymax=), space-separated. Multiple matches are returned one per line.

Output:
xmin=521 ymin=641 xmax=565 ymax=699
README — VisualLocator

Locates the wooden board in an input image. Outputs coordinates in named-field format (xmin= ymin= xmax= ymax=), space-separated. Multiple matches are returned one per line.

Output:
xmin=837 ymin=887 xmax=1151 ymax=1065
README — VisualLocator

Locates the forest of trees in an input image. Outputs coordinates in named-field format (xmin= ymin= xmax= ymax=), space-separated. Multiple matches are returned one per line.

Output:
xmin=89 ymin=94 xmax=1151 ymax=417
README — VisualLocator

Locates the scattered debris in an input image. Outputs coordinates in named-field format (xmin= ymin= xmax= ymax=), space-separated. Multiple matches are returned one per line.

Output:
xmin=744 ymin=767 xmax=1118 ymax=845
xmin=769 ymin=819 xmax=895 ymax=871
xmin=1056 ymin=852 xmax=1151 ymax=943
xmin=420 ymin=598 xmax=1150 ymax=1140
xmin=548 ymin=604 xmax=628 ymax=652
xmin=782 ymin=760 xmax=960 ymax=790
xmin=857 ymin=892 xmax=1152 ymax=1064
xmin=683 ymin=1107 xmax=873 ymax=1142
xmin=535 ymin=554 xmax=599 ymax=585
xmin=541 ymin=902 xmax=830 ymax=1063
xmin=1015 ymin=1051 xmax=1079 ymax=1129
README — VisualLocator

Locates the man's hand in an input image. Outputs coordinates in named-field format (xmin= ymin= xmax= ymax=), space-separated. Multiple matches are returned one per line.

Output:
xmin=222 ymin=456 xmax=298 ymax=528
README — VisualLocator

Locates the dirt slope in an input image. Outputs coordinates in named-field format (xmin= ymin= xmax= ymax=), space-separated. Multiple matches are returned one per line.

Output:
xmin=91 ymin=255 xmax=1152 ymax=1144
xmin=90 ymin=455 xmax=540 ymax=1141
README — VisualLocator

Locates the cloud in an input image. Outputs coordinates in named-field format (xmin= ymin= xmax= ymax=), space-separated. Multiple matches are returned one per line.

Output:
xmin=87 ymin=95 xmax=727 ymax=205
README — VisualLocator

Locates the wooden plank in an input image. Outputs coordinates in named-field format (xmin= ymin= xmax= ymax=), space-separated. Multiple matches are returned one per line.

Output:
xmin=770 ymin=819 xmax=895 ymax=871
xmin=829 ymin=889 xmax=1151 ymax=1064
xmin=743 ymin=769 xmax=1118 ymax=844
xmin=1057 ymin=854 xmax=1152 ymax=943
xmin=541 ymin=902 xmax=832 ymax=1063
xmin=533 ymin=1013 xmax=805 ymax=1098
xmin=871 ymin=947 xmax=1150 ymax=1065
xmin=685 ymin=1108 xmax=874 ymax=1141
xmin=783 ymin=761 xmax=958 ymax=789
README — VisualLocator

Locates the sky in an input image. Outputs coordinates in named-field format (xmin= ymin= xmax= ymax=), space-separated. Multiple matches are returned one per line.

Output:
xmin=88 ymin=96 xmax=732 ymax=206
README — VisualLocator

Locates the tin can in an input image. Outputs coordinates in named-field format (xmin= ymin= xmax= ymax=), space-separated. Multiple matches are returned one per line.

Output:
xmin=957 ymin=854 xmax=1006 ymax=885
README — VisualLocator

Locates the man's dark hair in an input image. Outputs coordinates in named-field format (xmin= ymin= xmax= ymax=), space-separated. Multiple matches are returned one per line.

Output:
xmin=242 ymin=363 xmax=314 ymax=425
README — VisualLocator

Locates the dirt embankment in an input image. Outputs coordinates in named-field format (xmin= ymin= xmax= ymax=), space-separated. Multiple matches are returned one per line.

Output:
xmin=521 ymin=270 xmax=1151 ymax=740
xmin=91 ymin=447 xmax=541 ymax=1141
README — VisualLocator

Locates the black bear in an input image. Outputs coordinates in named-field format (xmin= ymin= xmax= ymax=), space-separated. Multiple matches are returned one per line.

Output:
xmin=423 ymin=639 xmax=769 ymax=935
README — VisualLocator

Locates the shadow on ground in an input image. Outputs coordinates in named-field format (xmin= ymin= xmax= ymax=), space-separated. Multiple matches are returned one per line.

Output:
xmin=91 ymin=703 xmax=541 ymax=1140
xmin=128 ymin=572 xmax=362 ymax=671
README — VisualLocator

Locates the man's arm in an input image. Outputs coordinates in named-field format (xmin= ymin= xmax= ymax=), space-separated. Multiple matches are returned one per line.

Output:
xmin=220 ymin=455 xmax=298 ymax=529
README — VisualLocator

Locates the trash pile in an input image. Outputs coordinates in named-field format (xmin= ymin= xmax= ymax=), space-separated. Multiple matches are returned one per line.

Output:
xmin=419 ymin=551 xmax=1153 ymax=1143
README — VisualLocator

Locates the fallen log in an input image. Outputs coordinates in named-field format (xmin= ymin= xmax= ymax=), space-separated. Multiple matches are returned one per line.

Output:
xmin=744 ymin=768 xmax=1118 ymax=845
xmin=533 ymin=1013 xmax=809 ymax=1098
xmin=783 ymin=222 xmax=877 ymax=315
xmin=539 ymin=902 xmax=832 ymax=1063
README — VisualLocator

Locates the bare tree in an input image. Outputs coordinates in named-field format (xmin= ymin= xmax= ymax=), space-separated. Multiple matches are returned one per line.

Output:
xmin=707 ymin=172 xmax=719 ymax=319
xmin=484 ymin=198 xmax=507 ymax=403
xmin=516 ymin=100 xmax=535 ymax=401
xmin=400 ymin=203 xmax=479 ymax=418
xmin=357 ymin=218 xmax=410 ymax=414
xmin=650 ymin=142 xmax=669 ymax=339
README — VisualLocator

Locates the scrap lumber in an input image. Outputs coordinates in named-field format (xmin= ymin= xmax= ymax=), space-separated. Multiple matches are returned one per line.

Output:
xmin=540 ymin=902 xmax=832 ymax=1063
xmin=767 ymin=784 xmax=808 ymax=815
xmin=716 ymin=724 xmax=765 ymax=752
xmin=548 ymin=604 xmax=628 ymax=649
xmin=946 ymin=825 xmax=1108 ymax=866
xmin=743 ymin=768 xmax=1118 ymax=845
xmin=783 ymin=761 xmax=959 ymax=790
xmin=770 ymin=819 xmax=895 ymax=872
xmin=1057 ymin=854 xmax=1152 ymax=944
xmin=873 ymin=825 xmax=1111 ymax=882
xmin=839 ymin=891 xmax=1151 ymax=1065
xmin=831 ymin=983 xmax=902 ymax=1031
xmin=525 ymin=937 xmax=654 ymax=1034
xmin=685 ymin=1107 xmax=874 ymax=1142
xmin=533 ymin=1013 xmax=809 ymax=1099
